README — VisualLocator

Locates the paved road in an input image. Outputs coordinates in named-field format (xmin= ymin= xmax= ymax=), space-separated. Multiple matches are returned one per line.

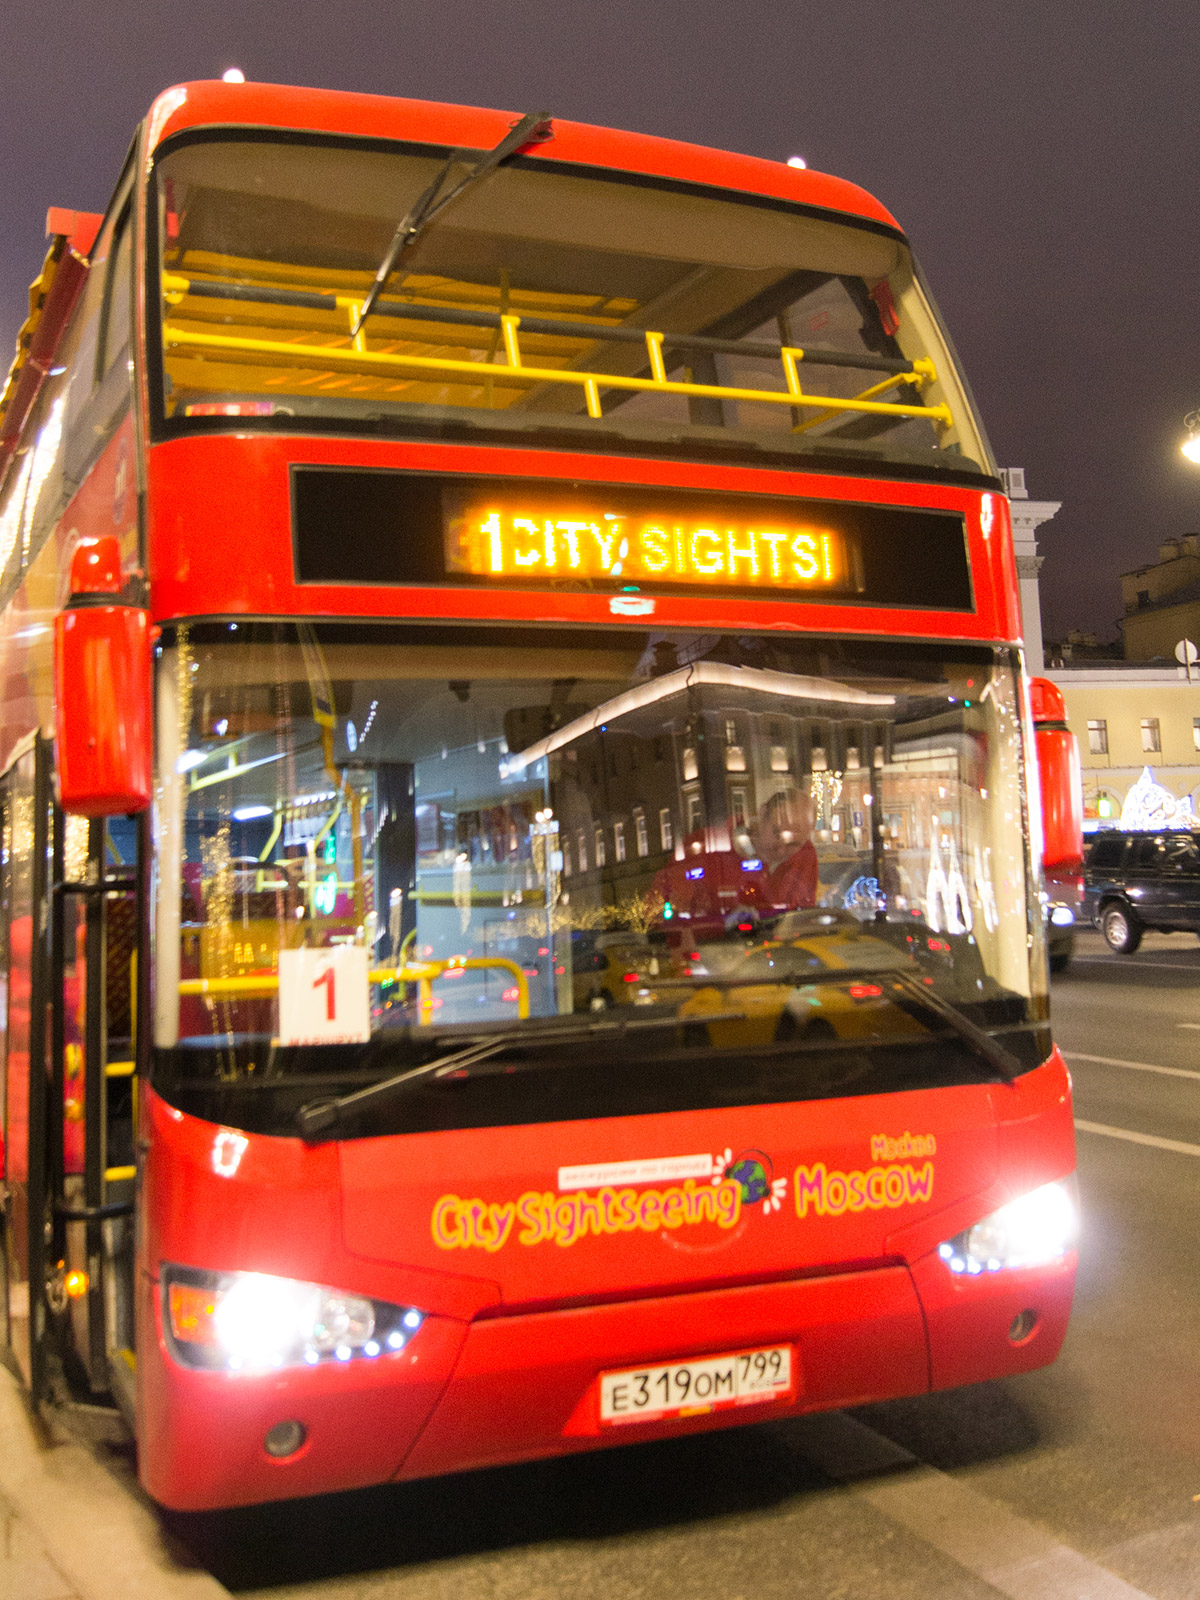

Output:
xmin=161 ymin=928 xmax=1200 ymax=1600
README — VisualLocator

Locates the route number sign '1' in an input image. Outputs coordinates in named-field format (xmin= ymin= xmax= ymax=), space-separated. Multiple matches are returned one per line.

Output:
xmin=278 ymin=946 xmax=371 ymax=1046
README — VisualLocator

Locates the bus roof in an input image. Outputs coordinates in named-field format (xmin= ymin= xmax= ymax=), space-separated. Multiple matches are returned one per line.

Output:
xmin=144 ymin=80 xmax=904 ymax=237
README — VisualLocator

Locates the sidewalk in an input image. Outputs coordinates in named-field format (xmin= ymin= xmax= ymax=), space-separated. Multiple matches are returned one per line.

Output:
xmin=0 ymin=1368 xmax=229 ymax=1600
xmin=0 ymin=1490 xmax=79 ymax=1600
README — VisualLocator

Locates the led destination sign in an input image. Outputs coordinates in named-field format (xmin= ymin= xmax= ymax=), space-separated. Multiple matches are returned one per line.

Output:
xmin=291 ymin=469 xmax=974 ymax=612
xmin=446 ymin=500 xmax=852 ymax=592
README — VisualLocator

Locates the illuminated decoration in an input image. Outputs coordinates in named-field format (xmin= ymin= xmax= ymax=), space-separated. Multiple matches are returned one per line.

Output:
xmin=842 ymin=875 xmax=883 ymax=916
xmin=925 ymin=837 xmax=972 ymax=935
xmin=973 ymin=845 xmax=999 ymax=933
xmin=314 ymin=870 xmax=338 ymax=913
xmin=809 ymin=769 xmax=843 ymax=818
xmin=448 ymin=501 xmax=853 ymax=593
xmin=1120 ymin=766 xmax=1197 ymax=831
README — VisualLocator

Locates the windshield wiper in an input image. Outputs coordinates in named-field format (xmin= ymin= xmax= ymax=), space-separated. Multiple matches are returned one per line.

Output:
xmin=295 ymin=959 xmax=1025 ymax=1140
xmin=882 ymin=969 xmax=1024 ymax=1082
xmin=350 ymin=109 xmax=553 ymax=338
xmin=295 ymin=1009 xmax=746 ymax=1140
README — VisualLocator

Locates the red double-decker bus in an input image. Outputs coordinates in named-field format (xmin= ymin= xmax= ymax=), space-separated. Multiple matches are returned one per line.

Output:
xmin=0 ymin=81 xmax=1078 ymax=1511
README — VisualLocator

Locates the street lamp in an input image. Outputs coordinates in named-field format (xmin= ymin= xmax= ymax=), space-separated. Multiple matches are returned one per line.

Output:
xmin=1182 ymin=408 xmax=1200 ymax=464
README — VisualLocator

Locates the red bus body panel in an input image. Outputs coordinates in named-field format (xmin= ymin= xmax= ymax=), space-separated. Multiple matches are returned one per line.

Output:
xmin=144 ymin=82 xmax=902 ymax=236
xmin=138 ymin=1054 xmax=1075 ymax=1510
xmin=144 ymin=435 xmax=1019 ymax=644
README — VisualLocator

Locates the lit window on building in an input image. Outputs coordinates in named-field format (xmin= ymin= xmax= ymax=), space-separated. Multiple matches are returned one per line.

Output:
xmin=725 ymin=718 xmax=737 ymax=745
xmin=730 ymin=787 xmax=748 ymax=827
xmin=562 ymin=839 xmax=572 ymax=876
xmin=769 ymin=744 xmax=790 ymax=772
xmin=1141 ymin=717 xmax=1161 ymax=753
xmin=613 ymin=821 xmax=626 ymax=862
xmin=576 ymin=830 xmax=588 ymax=873
xmin=1088 ymin=719 xmax=1108 ymax=755
xmin=633 ymin=807 xmax=649 ymax=857
xmin=594 ymin=826 xmax=607 ymax=867
xmin=682 ymin=746 xmax=698 ymax=781
xmin=659 ymin=808 xmax=674 ymax=851
xmin=724 ymin=744 xmax=746 ymax=772
xmin=686 ymin=792 xmax=703 ymax=834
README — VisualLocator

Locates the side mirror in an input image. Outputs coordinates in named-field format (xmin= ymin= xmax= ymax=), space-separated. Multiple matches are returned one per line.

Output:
xmin=54 ymin=536 xmax=152 ymax=815
xmin=1029 ymin=676 xmax=1083 ymax=870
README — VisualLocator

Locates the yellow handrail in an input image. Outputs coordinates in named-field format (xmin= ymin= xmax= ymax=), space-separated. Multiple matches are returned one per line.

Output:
xmin=178 ymin=955 xmax=531 ymax=1019
xmin=162 ymin=318 xmax=952 ymax=431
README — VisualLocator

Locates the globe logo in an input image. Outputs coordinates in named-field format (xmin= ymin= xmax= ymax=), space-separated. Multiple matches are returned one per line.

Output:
xmin=726 ymin=1151 xmax=772 ymax=1205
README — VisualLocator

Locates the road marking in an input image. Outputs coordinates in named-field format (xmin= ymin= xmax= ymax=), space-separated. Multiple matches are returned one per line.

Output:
xmin=1065 ymin=1051 xmax=1200 ymax=1083
xmin=797 ymin=1410 xmax=1155 ymax=1600
xmin=1072 ymin=956 xmax=1200 ymax=971
xmin=1075 ymin=1119 xmax=1200 ymax=1158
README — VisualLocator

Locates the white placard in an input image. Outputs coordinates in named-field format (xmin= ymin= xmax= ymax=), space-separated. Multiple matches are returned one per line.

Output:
xmin=278 ymin=946 xmax=371 ymax=1046
xmin=558 ymin=1154 xmax=715 ymax=1192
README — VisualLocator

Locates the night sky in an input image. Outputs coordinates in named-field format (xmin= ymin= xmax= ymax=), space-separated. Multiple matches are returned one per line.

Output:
xmin=5 ymin=1 xmax=1198 ymax=643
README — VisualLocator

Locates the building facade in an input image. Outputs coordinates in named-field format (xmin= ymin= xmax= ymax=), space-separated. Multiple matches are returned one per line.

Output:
xmin=1120 ymin=533 xmax=1200 ymax=662
xmin=1001 ymin=467 xmax=1061 ymax=672
xmin=1045 ymin=664 xmax=1200 ymax=829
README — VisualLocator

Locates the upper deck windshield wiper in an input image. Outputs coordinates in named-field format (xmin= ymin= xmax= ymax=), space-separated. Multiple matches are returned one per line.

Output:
xmin=350 ymin=109 xmax=553 ymax=338
xmin=295 ymin=1009 xmax=745 ymax=1141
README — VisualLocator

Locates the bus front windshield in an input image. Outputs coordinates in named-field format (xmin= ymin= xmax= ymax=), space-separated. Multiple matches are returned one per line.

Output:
xmin=153 ymin=137 xmax=992 ymax=478
xmin=152 ymin=625 xmax=1047 ymax=1138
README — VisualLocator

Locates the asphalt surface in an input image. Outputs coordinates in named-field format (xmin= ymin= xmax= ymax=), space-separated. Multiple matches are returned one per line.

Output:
xmin=138 ymin=925 xmax=1200 ymax=1600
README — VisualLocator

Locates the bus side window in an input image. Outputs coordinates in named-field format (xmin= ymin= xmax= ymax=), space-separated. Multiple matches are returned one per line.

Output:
xmin=60 ymin=225 xmax=112 ymax=485
xmin=63 ymin=200 xmax=134 ymax=485
xmin=97 ymin=211 xmax=133 ymax=383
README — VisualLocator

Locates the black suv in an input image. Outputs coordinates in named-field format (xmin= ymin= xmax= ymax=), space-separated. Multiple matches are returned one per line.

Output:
xmin=1083 ymin=829 xmax=1200 ymax=952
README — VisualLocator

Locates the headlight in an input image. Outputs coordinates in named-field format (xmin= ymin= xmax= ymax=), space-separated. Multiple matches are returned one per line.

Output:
xmin=938 ymin=1178 xmax=1078 ymax=1275
xmin=1049 ymin=905 xmax=1075 ymax=927
xmin=163 ymin=1264 xmax=424 ymax=1371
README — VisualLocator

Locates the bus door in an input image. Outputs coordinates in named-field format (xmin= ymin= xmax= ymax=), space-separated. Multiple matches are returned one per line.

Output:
xmin=0 ymin=742 xmax=52 ymax=1400
xmin=49 ymin=805 xmax=141 ymax=1404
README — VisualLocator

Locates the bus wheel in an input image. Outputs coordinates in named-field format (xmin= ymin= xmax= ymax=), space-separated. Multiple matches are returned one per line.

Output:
xmin=1102 ymin=904 xmax=1142 ymax=954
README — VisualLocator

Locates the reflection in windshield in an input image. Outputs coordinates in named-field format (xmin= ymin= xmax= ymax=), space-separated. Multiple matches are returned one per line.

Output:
xmin=152 ymin=626 xmax=1043 ymax=1091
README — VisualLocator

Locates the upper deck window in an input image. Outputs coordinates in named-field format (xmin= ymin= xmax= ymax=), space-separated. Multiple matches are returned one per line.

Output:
xmin=151 ymin=136 xmax=993 ymax=478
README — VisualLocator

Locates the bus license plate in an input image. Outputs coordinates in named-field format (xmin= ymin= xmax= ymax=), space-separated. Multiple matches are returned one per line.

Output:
xmin=599 ymin=1345 xmax=794 ymax=1425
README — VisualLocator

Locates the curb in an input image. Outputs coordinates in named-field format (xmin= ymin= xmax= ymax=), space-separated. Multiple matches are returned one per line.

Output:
xmin=0 ymin=1368 xmax=230 ymax=1600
